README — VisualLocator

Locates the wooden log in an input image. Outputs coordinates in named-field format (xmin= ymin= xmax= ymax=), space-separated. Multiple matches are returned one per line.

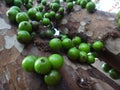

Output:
xmin=58 ymin=9 xmax=120 ymax=72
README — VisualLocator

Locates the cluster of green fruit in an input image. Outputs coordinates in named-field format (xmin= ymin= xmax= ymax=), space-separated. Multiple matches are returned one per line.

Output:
xmin=7 ymin=0 xmax=120 ymax=84
xmin=102 ymin=63 xmax=120 ymax=80
xmin=5 ymin=0 xmax=96 ymax=44
xmin=76 ymin=0 xmax=96 ymax=12
xmin=49 ymin=35 xmax=104 ymax=64
xmin=22 ymin=54 xmax=64 ymax=85
xmin=5 ymin=0 xmax=33 ymax=9
xmin=117 ymin=10 xmax=120 ymax=27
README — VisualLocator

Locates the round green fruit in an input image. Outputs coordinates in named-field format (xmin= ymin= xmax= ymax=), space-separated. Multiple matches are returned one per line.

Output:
xmin=27 ymin=8 xmax=37 ymax=20
xmin=62 ymin=38 xmax=74 ymax=50
xmin=6 ymin=9 xmax=19 ymax=22
xmin=72 ymin=36 xmax=82 ymax=46
xmin=80 ymin=0 xmax=87 ymax=8
xmin=44 ymin=70 xmax=61 ymax=86
xmin=10 ymin=6 xmax=21 ymax=12
xmin=36 ymin=12 xmax=43 ymax=21
xmin=49 ymin=38 xmax=62 ymax=51
xmin=102 ymin=63 xmax=111 ymax=73
xmin=66 ymin=2 xmax=74 ymax=10
xmin=87 ymin=54 xmax=95 ymax=64
xmin=51 ymin=2 xmax=60 ymax=12
xmin=18 ymin=21 xmax=32 ymax=32
xmin=79 ymin=51 xmax=88 ymax=63
xmin=17 ymin=31 xmax=32 ymax=44
xmin=79 ymin=43 xmax=90 ymax=53
xmin=86 ymin=1 xmax=95 ymax=12
xmin=67 ymin=47 xmax=79 ymax=61
xmin=109 ymin=69 xmax=120 ymax=79
xmin=16 ymin=12 xmax=29 ymax=23
xmin=14 ymin=0 xmax=22 ymax=7
xmin=31 ymin=21 xmax=39 ymax=30
xmin=49 ymin=54 xmax=64 ymax=70
xmin=34 ymin=57 xmax=51 ymax=74
xmin=42 ymin=18 xmax=51 ymax=26
xmin=92 ymin=41 xmax=104 ymax=51
xmin=22 ymin=55 xmax=37 ymax=72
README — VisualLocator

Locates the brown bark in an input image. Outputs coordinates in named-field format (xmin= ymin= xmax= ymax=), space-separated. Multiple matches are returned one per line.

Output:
xmin=59 ymin=9 xmax=120 ymax=72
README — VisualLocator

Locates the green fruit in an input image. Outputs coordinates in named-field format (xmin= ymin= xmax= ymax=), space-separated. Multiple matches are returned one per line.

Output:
xmin=58 ymin=7 xmax=64 ymax=14
xmin=16 ymin=12 xmax=29 ymax=23
xmin=34 ymin=6 xmax=40 ymax=11
xmin=31 ymin=21 xmax=39 ymax=30
xmin=44 ymin=12 xmax=51 ymax=19
xmin=36 ymin=12 xmax=43 ymax=21
xmin=79 ymin=51 xmax=88 ymax=63
xmin=67 ymin=47 xmax=79 ymax=61
xmin=66 ymin=2 xmax=74 ymax=10
xmin=27 ymin=8 xmax=37 ymax=20
xmin=49 ymin=11 xmax=56 ymax=18
xmin=31 ymin=32 xmax=36 ymax=38
xmin=25 ymin=2 xmax=33 ymax=10
xmin=34 ymin=57 xmax=51 ymax=74
xmin=14 ymin=0 xmax=22 ymax=7
xmin=79 ymin=43 xmax=90 ymax=53
xmin=76 ymin=0 xmax=81 ymax=5
xmin=10 ymin=6 xmax=21 ymax=12
xmin=28 ymin=0 xmax=33 ymax=3
xmin=60 ymin=34 xmax=68 ymax=40
xmin=102 ymin=63 xmax=111 ymax=73
xmin=92 ymin=41 xmax=104 ymax=51
xmin=44 ymin=70 xmax=61 ymax=86
xmin=72 ymin=36 xmax=82 ymax=46
xmin=51 ymin=2 xmax=60 ymax=12
xmin=80 ymin=0 xmax=87 ymax=8
xmin=86 ymin=0 xmax=91 ymax=3
xmin=6 ymin=9 xmax=19 ymax=22
xmin=109 ymin=69 xmax=120 ymax=79
xmin=54 ymin=0 xmax=60 ymax=3
xmin=18 ymin=21 xmax=32 ymax=32
xmin=49 ymin=38 xmax=62 ymax=51
xmin=38 ymin=5 xmax=43 ymax=12
xmin=41 ymin=0 xmax=47 ymax=6
xmin=22 ymin=55 xmax=37 ymax=72
xmin=42 ymin=18 xmax=51 ymax=26
xmin=86 ymin=1 xmax=95 ymax=12
xmin=62 ymin=38 xmax=74 ymax=50
xmin=17 ymin=31 xmax=32 ymax=44
xmin=55 ymin=13 xmax=62 ymax=20
xmin=46 ymin=30 xmax=54 ymax=38
xmin=39 ymin=30 xmax=47 ymax=38
xmin=49 ymin=54 xmax=64 ymax=70
xmin=87 ymin=54 xmax=95 ymax=64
